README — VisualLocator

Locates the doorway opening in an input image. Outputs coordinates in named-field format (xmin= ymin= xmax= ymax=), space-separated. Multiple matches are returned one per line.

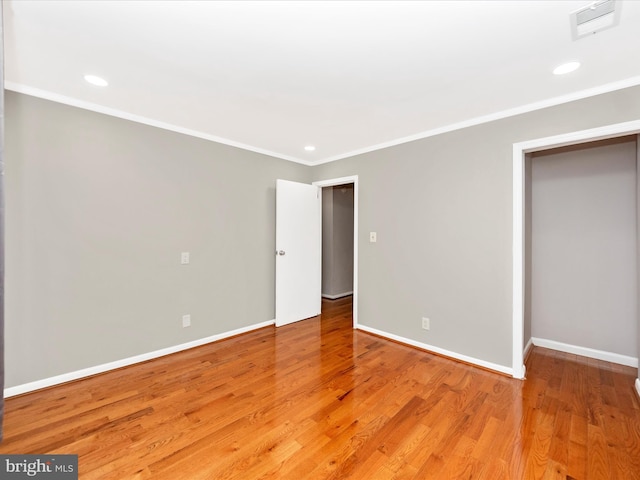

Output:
xmin=321 ymin=183 xmax=354 ymax=300
xmin=314 ymin=176 xmax=359 ymax=328
xmin=527 ymin=136 xmax=638 ymax=367
xmin=512 ymin=120 xmax=640 ymax=380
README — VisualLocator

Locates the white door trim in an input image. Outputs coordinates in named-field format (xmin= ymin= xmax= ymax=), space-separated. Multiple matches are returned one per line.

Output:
xmin=512 ymin=119 xmax=640 ymax=379
xmin=313 ymin=175 xmax=359 ymax=328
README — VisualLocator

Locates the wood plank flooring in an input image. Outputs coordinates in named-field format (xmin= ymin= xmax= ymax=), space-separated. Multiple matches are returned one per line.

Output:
xmin=1 ymin=296 xmax=639 ymax=479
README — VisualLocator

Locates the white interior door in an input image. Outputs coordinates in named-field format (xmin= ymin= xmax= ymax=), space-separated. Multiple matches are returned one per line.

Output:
xmin=275 ymin=179 xmax=321 ymax=327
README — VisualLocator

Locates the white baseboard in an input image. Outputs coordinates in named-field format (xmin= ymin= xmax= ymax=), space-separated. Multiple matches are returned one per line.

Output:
xmin=636 ymin=378 xmax=640 ymax=401
xmin=524 ymin=337 xmax=534 ymax=361
xmin=322 ymin=291 xmax=353 ymax=300
xmin=4 ymin=319 xmax=275 ymax=398
xmin=531 ymin=337 xmax=638 ymax=368
xmin=356 ymin=324 xmax=513 ymax=376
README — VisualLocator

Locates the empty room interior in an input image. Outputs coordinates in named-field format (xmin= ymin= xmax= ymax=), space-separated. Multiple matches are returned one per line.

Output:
xmin=1 ymin=1 xmax=640 ymax=479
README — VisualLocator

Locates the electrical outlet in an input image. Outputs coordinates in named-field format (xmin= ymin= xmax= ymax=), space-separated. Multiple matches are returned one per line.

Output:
xmin=369 ymin=232 xmax=377 ymax=243
xmin=181 ymin=252 xmax=190 ymax=264
xmin=182 ymin=314 xmax=191 ymax=328
xmin=421 ymin=317 xmax=430 ymax=330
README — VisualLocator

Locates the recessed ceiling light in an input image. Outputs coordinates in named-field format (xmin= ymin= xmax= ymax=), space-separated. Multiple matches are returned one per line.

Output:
xmin=553 ymin=62 xmax=581 ymax=75
xmin=84 ymin=74 xmax=109 ymax=87
xmin=304 ymin=146 xmax=316 ymax=152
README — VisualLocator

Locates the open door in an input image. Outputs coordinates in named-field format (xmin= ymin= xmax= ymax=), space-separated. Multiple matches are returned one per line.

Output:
xmin=275 ymin=179 xmax=321 ymax=327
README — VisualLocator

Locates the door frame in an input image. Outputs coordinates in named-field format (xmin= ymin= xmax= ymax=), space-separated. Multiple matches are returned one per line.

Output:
xmin=512 ymin=119 xmax=640 ymax=379
xmin=313 ymin=175 xmax=359 ymax=328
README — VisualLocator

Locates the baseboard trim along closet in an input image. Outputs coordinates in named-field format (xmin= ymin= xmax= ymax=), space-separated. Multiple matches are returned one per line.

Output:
xmin=356 ymin=324 xmax=513 ymax=376
xmin=321 ymin=291 xmax=353 ymax=300
xmin=523 ymin=337 xmax=534 ymax=362
xmin=531 ymin=337 xmax=638 ymax=368
xmin=4 ymin=319 xmax=276 ymax=398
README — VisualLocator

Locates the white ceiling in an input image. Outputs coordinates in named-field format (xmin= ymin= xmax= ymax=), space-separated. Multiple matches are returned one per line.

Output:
xmin=4 ymin=0 xmax=640 ymax=165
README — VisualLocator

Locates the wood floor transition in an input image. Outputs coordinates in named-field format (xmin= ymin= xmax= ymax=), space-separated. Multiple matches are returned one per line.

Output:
xmin=1 ymin=296 xmax=639 ymax=479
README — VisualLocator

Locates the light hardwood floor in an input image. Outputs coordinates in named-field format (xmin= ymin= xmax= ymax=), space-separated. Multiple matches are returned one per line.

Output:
xmin=1 ymin=296 xmax=639 ymax=479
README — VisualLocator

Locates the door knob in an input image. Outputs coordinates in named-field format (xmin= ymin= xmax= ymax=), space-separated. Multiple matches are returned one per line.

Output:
xmin=278 ymin=250 xmax=286 ymax=256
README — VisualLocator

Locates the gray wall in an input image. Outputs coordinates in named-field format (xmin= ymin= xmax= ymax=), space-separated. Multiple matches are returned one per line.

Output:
xmin=5 ymin=92 xmax=310 ymax=387
xmin=321 ymin=185 xmax=354 ymax=298
xmin=312 ymin=85 xmax=640 ymax=368
xmin=524 ymin=154 xmax=533 ymax=352
xmin=530 ymin=137 xmax=637 ymax=356
xmin=322 ymin=189 xmax=334 ymax=295
xmin=6 ymin=84 xmax=640 ymax=387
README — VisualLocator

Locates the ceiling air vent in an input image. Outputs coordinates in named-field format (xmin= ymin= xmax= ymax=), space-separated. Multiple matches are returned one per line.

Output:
xmin=571 ymin=0 xmax=620 ymax=40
